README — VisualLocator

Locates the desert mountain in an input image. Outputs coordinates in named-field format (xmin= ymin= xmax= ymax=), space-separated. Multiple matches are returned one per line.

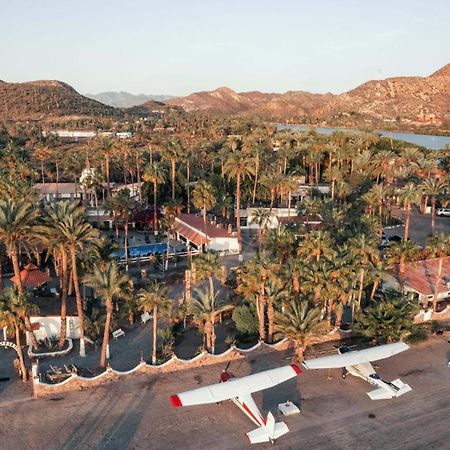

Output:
xmin=166 ymin=87 xmax=332 ymax=116
xmin=0 ymin=80 xmax=117 ymax=122
xmin=86 ymin=91 xmax=173 ymax=108
xmin=167 ymin=63 xmax=450 ymax=124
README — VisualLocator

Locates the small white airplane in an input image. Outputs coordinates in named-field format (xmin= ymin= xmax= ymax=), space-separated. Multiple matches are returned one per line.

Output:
xmin=302 ymin=342 xmax=412 ymax=400
xmin=170 ymin=363 xmax=302 ymax=444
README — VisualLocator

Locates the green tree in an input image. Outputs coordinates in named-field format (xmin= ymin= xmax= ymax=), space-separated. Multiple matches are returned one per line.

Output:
xmin=421 ymin=179 xmax=447 ymax=236
xmin=194 ymin=252 xmax=222 ymax=302
xmin=137 ymin=281 xmax=172 ymax=364
xmin=353 ymin=290 xmax=419 ymax=344
xmin=250 ymin=208 xmax=272 ymax=255
xmin=189 ymin=288 xmax=233 ymax=354
xmin=424 ymin=233 xmax=450 ymax=310
xmin=0 ymin=198 xmax=40 ymax=350
xmin=84 ymin=262 xmax=130 ymax=368
xmin=397 ymin=183 xmax=423 ymax=241
xmin=192 ymin=180 xmax=217 ymax=241
xmin=58 ymin=202 xmax=99 ymax=357
xmin=0 ymin=288 xmax=28 ymax=382
xmin=142 ymin=161 xmax=167 ymax=232
xmin=224 ymin=150 xmax=256 ymax=245
xmin=274 ymin=298 xmax=323 ymax=361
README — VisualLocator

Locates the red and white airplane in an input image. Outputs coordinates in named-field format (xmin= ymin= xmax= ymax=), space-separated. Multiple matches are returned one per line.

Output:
xmin=170 ymin=363 xmax=302 ymax=444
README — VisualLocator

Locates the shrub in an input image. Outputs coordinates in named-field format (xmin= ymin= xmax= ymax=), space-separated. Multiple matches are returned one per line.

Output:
xmin=232 ymin=303 xmax=258 ymax=338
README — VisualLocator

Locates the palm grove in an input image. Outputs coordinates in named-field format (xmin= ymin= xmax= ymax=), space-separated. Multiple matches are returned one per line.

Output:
xmin=0 ymin=113 xmax=449 ymax=380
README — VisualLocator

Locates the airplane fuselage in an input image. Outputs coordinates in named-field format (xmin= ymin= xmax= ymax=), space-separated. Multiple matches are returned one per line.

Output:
xmin=346 ymin=365 xmax=401 ymax=396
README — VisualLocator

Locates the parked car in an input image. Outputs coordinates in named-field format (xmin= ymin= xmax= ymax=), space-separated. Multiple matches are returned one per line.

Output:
xmin=437 ymin=207 xmax=450 ymax=217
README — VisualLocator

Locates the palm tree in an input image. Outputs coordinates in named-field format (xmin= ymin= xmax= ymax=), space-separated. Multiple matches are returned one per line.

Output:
xmin=0 ymin=288 xmax=28 ymax=382
xmin=424 ymin=233 xmax=450 ymax=311
xmin=192 ymin=180 xmax=217 ymax=243
xmin=137 ymin=281 xmax=172 ymax=364
xmin=266 ymin=226 xmax=296 ymax=262
xmin=369 ymin=183 xmax=389 ymax=240
xmin=58 ymin=202 xmax=99 ymax=356
xmin=385 ymin=240 xmax=421 ymax=279
xmin=223 ymin=150 xmax=256 ymax=245
xmin=421 ymin=179 xmax=447 ymax=235
xmin=323 ymin=166 xmax=342 ymax=200
xmin=348 ymin=234 xmax=380 ymax=307
xmin=264 ymin=279 xmax=288 ymax=343
xmin=114 ymin=189 xmax=136 ymax=269
xmin=194 ymin=252 xmax=222 ymax=302
xmin=297 ymin=230 xmax=336 ymax=263
xmin=39 ymin=201 xmax=81 ymax=347
xmin=84 ymin=262 xmax=130 ymax=368
xmin=250 ymin=208 xmax=272 ymax=255
xmin=189 ymin=288 xmax=233 ymax=354
xmin=397 ymin=183 xmax=423 ymax=241
xmin=97 ymin=138 xmax=115 ymax=191
xmin=353 ymin=290 xmax=418 ymax=344
xmin=370 ymin=150 xmax=398 ymax=184
xmin=142 ymin=161 xmax=167 ymax=232
xmin=0 ymin=198 xmax=40 ymax=349
xmin=273 ymin=298 xmax=322 ymax=361
xmin=161 ymin=139 xmax=183 ymax=200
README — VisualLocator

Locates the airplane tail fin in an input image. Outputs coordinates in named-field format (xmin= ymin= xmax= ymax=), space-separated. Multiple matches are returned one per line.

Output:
xmin=245 ymin=412 xmax=289 ymax=444
xmin=368 ymin=379 xmax=412 ymax=400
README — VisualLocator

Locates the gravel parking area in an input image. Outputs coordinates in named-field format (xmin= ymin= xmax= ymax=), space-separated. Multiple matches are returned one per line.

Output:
xmin=0 ymin=336 xmax=448 ymax=450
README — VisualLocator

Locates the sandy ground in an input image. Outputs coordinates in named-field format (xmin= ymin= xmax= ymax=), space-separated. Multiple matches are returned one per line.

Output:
xmin=0 ymin=336 xmax=448 ymax=450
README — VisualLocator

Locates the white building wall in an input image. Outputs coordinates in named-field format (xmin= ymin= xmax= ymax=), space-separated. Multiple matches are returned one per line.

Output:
xmin=209 ymin=237 xmax=240 ymax=254
xmin=27 ymin=316 xmax=80 ymax=345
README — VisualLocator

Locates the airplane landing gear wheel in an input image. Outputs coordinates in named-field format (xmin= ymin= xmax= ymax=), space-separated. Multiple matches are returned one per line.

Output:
xmin=342 ymin=373 xmax=347 ymax=379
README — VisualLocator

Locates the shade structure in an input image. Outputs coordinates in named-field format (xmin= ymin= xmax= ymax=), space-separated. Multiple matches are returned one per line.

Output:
xmin=10 ymin=263 xmax=52 ymax=288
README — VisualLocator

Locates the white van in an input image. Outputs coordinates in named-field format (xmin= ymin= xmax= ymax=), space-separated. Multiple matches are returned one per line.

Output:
xmin=437 ymin=208 xmax=450 ymax=217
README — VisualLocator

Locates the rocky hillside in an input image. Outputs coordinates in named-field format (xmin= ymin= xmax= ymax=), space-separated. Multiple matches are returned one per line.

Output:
xmin=321 ymin=63 xmax=450 ymax=123
xmin=167 ymin=63 xmax=450 ymax=125
xmin=166 ymin=87 xmax=332 ymax=116
xmin=86 ymin=91 xmax=173 ymax=108
xmin=0 ymin=80 xmax=117 ymax=122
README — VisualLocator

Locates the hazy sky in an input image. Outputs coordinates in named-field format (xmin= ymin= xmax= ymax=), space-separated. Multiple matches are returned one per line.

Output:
xmin=1 ymin=0 xmax=449 ymax=96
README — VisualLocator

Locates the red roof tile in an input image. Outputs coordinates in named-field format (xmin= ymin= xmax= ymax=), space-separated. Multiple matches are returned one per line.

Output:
xmin=11 ymin=263 xmax=52 ymax=288
xmin=176 ymin=214 xmax=231 ymax=239
xmin=397 ymin=257 xmax=450 ymax=296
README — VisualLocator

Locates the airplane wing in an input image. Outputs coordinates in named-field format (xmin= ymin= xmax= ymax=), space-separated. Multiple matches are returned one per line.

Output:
xmin=302 ymin=342 xmax=409 ymax=370
xmin=171 ymin=364 xmax=301 ymax=407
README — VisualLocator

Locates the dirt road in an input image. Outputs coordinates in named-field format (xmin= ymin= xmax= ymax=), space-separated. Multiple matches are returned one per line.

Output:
xmin=0 ymin=337 xmax=449 ymax=450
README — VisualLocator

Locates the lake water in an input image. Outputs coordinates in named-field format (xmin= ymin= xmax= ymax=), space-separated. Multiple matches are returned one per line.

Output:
xmin=277 ymin=124 xmax=450 ymax=150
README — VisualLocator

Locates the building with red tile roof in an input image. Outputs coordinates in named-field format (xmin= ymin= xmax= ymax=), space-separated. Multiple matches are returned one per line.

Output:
xmin=174 ymin=214 xmax=239 ymax=254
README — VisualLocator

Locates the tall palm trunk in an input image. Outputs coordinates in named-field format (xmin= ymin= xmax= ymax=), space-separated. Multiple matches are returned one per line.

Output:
xmin=295 ymin=343 xmax=305 ymax=361
xmin=40 ymin=161 xmax=45 ymax=185
xmin=171 ymin=158 xmax=176 ymax=200
xmin=378 ymin=200 xmax=383 ymax=239
xmin=204 ymin=320 xmax=213 ymax=353
xmin=431 ymin=197 xmax=436 ymax=235
xmin=153 ymin=181 xmax=158 ymax=232
xmin=357 ymin=267 xmax=365 ymax=307
xmin=152 ymin=305 xmax=158 ymax=365
xmin=208 ymin=274 xmax=215 ymax=303
xmin=236 ymin=171 xmax=242 ymax=246
xmin=258 ymin=277 xmax=266 ymax=342
xmin=100 ymin=300 xmax=113 ymax=368
xmin=124 ymin=220 xmax=129 ymax=269
xmin=70 ymin=245 xmax=86 ymax=357
xmin=56 ymin=161 xmax=60 ymax=199
xmin=186 ymin=160 xmax=190 ymax=213
xmin=267 ymin=298 xmax=274 ymax=343
xmin=252 ymin=153 xmax=259 ymax=205
xmin=404 ymin=202 xmax=411 ymax=241
xmin=432 ymin=257 xmax=443 ymax=311
xmin=14 ymin=320 xmax=27 ymax=382
xmin=105 ymin=154 xmax=110 ymax=191
xmin=58 ymin=247 xmax=69 ymax=347
xmin=11 ymin=251 xmax=39 ymax=350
